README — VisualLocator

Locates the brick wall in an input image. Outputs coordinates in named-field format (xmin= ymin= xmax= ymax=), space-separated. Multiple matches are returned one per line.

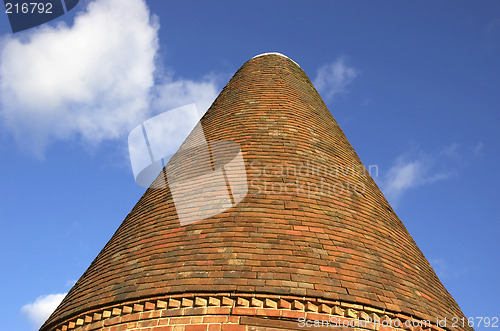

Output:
xmin=41 ymin=53 xmax=471 ymax=331
xmin=53 ymin=293 xmax=445 ymax=331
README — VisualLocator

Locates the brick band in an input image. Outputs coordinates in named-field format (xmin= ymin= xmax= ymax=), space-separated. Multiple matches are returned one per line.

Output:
xmin=48 ymin=292 xmax=448 ymax=331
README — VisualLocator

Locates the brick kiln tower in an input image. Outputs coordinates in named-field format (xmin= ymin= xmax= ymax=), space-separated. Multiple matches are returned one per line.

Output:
xmin=41 ymin=53 xmax=470 ymax=331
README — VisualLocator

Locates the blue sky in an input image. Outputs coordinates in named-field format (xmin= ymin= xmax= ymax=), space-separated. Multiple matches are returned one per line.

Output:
xmin=0 ymin=1 xmax=499 ymax=330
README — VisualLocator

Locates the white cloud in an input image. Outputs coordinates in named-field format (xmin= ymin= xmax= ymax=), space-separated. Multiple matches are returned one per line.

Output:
xmin=0 ymin=0 xmax=219 ymax=159
xmin=21 ymin=293 xmax=67 ymax=329
xmin=152 ymin=73 xmax=219 ymax=117
xmin=381 ymin=150 xmax=452 ymax=203
xmin=384 ymin=159 xmax=424 ymax=199
xmin=313 ymin=57 xmax=358 ymax=100
xmin=0 ymin=0 xmax=159 ymax=157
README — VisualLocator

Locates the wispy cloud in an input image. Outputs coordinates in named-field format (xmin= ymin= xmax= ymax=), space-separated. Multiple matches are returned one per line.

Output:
xmin=0 ymin=0 xmax=219 ymax=158
xmin=428 ymin=258 xmax=466 ymax=280
xmin=21 ymin=293 xmax=67 ymax=329
xmin=428 ymin=258 xmax=450 ymax=279
xmin=485 ymin=18 xmax=500 ymax=34
xmin=65 ymin=279 xmax=77 ymax=288
xmin=439 ymin=142 xmax=460 ymax=158
xmin=472 ymin=142 xmax=484 ymax=157
xmin=381 ymin=147 xmax=454 ymax=204
xmin=313 ymin=57 xmax=358 ymax=100
xmin=152 ymin=73 xmax=220 ymax=117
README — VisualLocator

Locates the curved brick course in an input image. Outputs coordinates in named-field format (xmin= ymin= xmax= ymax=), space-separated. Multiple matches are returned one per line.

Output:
xmin=45 ymin=292 xmax=455 ymax=331
xmin=41 ymin=54 xmax=470 ymax=331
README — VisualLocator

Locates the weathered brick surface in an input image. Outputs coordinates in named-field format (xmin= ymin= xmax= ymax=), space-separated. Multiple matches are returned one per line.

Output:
xmin=40 ymin=292 xmax=450 ymax=330
xmin=40 ymin=53 xmax=470 ymax=331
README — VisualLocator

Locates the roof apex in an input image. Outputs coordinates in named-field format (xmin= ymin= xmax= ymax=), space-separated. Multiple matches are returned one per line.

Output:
xmin=251 ymin=52 xmax=301 ymax=67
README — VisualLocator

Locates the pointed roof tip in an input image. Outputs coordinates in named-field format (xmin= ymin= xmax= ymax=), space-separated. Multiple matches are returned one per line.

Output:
xmin=251 ymin=52 xmax=301 ymax=68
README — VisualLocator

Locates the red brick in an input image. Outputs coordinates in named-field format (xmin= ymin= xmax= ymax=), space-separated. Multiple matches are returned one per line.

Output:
xmin=255 ymin=308 xmax=281 ymax=317
xmin=231 ymin=307 xmax=256 ymax=316
xmin=141 ymin=310 xmax=162 ymax=319
xmin=208 ymin=324 xmax=221 ymax=331
xmin=227 ymin=316 xmax=239 ymax=324
xmin=281 ymin=310 xmax=306 ymax=319
xmin=138 ymin=319 xmax=159 ymax=328
xmin=206 ymin=307 xmax=231 ymax=315
xmin=121 ymin=313 xmax=141 ymax=323
xmin=185 ymin=325 xmax=207 ymax=331
xmin=203 ymin=316 xmax=227 ymax=323
xmin=320 ymin=266 xmax=337 ymax=273
xmin=152 ymin=327 xmax=173 ymax=331
xmin=145 ymin=302 xmax=156 ymax=310
xmin=169 ymin=317 xmax=191 ymax=325
xmin=221 ymin=325 xmax=245 ymax=331
xmin=103 ymin=317 xmax=121 ymax=327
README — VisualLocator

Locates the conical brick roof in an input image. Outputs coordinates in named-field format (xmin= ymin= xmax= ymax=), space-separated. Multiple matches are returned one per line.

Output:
xmin=41 ymin=53 xmax=469 ymax=331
